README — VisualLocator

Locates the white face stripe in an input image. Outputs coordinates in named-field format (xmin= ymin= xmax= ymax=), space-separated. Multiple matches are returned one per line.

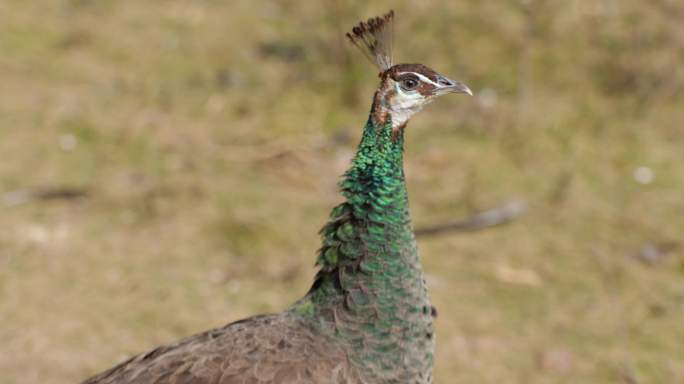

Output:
xmin=396 ymin=71 xmax=441 ymax=87
xmin=387 ymin=71 xmax=446 ymax=128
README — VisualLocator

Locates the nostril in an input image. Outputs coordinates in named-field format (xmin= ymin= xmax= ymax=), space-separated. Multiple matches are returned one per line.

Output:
xmin=437 ymin=77 xmax=453 ymax=86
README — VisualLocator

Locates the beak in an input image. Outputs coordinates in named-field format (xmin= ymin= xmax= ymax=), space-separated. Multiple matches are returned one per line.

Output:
xmin=435 ymin=75 xmax=473 ymax=96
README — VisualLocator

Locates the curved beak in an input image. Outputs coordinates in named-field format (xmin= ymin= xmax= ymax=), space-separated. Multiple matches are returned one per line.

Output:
xmin=435 ymin=75 xmax=473 ymax=96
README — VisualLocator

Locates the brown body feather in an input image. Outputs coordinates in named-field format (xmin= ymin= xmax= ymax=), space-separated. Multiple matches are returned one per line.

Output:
xmin=82 ymin=313 xmax=364 ymax=384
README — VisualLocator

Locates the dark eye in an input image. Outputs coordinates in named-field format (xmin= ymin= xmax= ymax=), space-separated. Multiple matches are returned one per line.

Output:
xmin=400 ymin=78 xmax=419 ymax=91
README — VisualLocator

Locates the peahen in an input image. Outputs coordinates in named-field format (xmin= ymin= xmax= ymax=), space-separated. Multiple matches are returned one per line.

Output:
xmin=82 ymin=10 xmax=471 ymax=384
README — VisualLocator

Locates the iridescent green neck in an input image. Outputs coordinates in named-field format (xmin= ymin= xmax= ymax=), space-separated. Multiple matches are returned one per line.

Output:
xmin=291 ymin=116 xmax=434 ymax=381
xmin=311 ymin=116 xmax=413 ymax=301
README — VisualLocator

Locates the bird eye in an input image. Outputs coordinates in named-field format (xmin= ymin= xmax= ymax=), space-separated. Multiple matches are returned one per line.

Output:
xmin=400 ymin=78 xmax=419 ymax=91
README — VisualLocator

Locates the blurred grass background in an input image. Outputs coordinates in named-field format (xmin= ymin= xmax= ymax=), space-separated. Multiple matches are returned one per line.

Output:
xmin=1 ymin=0 xmax=684 ymax=383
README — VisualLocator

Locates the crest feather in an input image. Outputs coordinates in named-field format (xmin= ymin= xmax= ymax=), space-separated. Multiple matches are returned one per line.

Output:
xmin=346 ymin=10 xmax=394 ymax=71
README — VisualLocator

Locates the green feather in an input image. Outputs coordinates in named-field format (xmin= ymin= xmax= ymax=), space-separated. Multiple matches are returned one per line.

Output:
xmin=291 ymin=116 xmax=434 ymax=382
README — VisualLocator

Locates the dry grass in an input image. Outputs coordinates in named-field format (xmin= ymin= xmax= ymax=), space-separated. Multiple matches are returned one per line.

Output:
xmin=1 ymin=1 xmax=684 ymax=383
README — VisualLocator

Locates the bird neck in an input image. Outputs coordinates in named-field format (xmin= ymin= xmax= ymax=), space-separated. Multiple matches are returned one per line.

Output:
xmin=292 ymin=112 xmax=431 ymax=335
xmin=315 ymin=115 xmax=414 ymax=293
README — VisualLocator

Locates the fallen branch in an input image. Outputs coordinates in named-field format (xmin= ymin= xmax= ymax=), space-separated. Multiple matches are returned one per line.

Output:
xmin=3 ymin=187 xmax=88 ymax=207
xmin=415 ymin=200 xmax=528 ymax=237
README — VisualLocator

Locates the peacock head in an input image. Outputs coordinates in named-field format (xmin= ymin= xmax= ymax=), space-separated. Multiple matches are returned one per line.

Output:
xmin=374 ymin=63 xmax=472 ymax=128
xmin=347 ymin=11 xmax=472 ymax=129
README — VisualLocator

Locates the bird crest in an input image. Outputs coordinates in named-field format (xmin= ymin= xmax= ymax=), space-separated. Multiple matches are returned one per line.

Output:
xmin=346 ymin=10 xmax=394 ymax=72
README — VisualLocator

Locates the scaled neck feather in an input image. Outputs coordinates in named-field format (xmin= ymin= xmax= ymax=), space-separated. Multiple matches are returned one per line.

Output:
xmin=290 ymin=113 xmax=434 ymax=381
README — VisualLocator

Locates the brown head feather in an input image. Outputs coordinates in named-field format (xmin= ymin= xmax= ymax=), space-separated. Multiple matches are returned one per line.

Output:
xmin=346 ymin=10 xmax=394 ymax=72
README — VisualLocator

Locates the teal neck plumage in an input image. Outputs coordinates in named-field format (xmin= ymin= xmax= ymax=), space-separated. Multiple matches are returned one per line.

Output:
xmin=291 ymin=115 xmax=434 ymax=382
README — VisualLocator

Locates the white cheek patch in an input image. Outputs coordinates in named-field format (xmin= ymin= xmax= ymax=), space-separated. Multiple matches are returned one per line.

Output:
xmin=385 ymin=71 xmax=446 ymax=128
xmin=389 ymin=83 xmax=426 ymax=128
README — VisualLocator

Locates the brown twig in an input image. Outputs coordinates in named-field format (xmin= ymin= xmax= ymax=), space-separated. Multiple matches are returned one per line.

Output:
xmin=415 ymin=200 xmax=528 ymax=237
xmin=3 ymin=187 xmax=88 ymax=207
